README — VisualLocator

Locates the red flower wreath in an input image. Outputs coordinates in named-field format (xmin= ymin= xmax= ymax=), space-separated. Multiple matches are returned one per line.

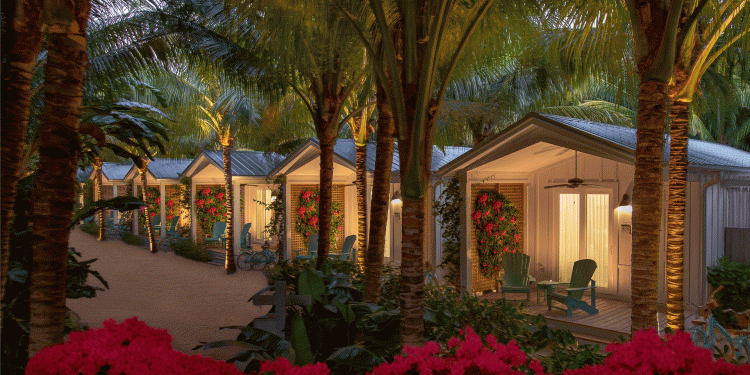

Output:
xmin=473 ymin=190 xmax=521 ymax=276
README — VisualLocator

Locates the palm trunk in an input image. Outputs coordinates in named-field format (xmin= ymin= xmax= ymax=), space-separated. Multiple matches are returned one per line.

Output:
xmin=355 ymin=142 xmax=368 ymax=268
xmin=364 ymin=89 xmax=396 ymax=303
xmin=223 ymin=141 xmax=236 ymax=274
xmin=315 ymin=134 xmax=336 ymax=270
xmin=28 ymin=0 xmax=90 ymax=354
xmin=666 ymin=98 xmax=689 ymax=330
xmin=631 ymin=80 xmax=669 ymax=333
xmin=94 ymin=157 xmax=105 ymax=241
xmin=140 ymin=164 xmax=157 ymax=253
xmin=1 ymin=0 xmax=44 ymax=323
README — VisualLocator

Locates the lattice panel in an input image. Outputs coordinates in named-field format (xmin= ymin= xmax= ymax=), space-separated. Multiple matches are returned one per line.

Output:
xmin=101 ymin=186 xmax=114 ymax=200
xmin=290 ymin=184 xmax=345 ymax=255
xmin=165 ymin=185 xmax=182 ymax=228
xmin=470 ymin=183 xmax=525 ymax=293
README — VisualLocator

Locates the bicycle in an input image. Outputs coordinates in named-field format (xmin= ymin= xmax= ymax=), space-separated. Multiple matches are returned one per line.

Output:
xmin=237 ymin=242 xmax=277 ymax=271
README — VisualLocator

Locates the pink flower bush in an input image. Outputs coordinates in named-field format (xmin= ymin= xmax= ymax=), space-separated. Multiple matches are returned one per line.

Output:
xmin=259 ymin=357 xmax=330 ymax=375
xmin=473 ymin=190 xmax=521 ymax=276
xmin=369 ymin=326 xmax=549 ymax=375
xmin=25 ymin=317 xmax=242 ymax=375
xmin=562 ymin=328 xmax=750 ymax=375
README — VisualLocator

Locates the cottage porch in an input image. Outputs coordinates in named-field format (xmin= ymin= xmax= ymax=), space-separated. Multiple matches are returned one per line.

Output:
xmin=479 ymin=286 xmax=695 ymax=344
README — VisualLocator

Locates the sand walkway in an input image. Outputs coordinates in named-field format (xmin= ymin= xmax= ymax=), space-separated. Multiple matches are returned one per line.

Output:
xmin=66 ymin=227 xmax=270 ymax=358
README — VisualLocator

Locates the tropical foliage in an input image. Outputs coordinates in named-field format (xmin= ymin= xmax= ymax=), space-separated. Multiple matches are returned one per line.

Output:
xmin=141 ymin=187 xmax=161 ymax=221
xmin=194 ymin=187 xmax=228 ymax=236
xmin=472 ymin=190 xmax=521 ymax=277
xmin=433 ymin=178 xmax=462 ymax=287
xmin=295 ymin=189 xmax=345 ymax=250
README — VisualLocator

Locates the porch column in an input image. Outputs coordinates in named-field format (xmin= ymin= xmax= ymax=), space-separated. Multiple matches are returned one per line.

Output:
xmin=133 ymin=179 xmax=139 ymax=235
xmin=284 ymin=179 xmax=292 ymax=260
xmin=458 ymin=170 xmax=472 ymax=294
xmin=112 ymin=184 xmax=118 ymax=220
xmin=191 ymin=180 xmax=197 ymax=242
xmin=233 ymin=182 xmax=242 ymax=250
xmin=160 ymin=183 xmax=166 ymax=237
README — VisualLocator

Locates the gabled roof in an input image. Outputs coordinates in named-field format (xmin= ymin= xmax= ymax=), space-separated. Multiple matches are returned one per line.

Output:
xmin=146 ymin=158 xmax=192 ymax=180
xmin=271 ymin=138 xmax=470 ymax=176
xmin=77 ymin=166 xmax=93 ymax=183
xmin=439 ymin=112 xmax=750 ymax=175
xmin=183 ymin=150 xmax=285 ymax=178
xmin=99 ymin=162 xmax=133 ymax=182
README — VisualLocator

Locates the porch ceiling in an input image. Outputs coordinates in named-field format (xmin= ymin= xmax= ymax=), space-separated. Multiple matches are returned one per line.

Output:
xmin=473 ymin=142 xmax=573 ymax=173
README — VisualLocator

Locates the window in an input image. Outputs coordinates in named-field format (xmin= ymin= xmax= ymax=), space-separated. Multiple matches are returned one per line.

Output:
xmin=558 ymin=192 xmax=609 ymax=287
xmin=256 ymin=189 xmax=274 ymax=241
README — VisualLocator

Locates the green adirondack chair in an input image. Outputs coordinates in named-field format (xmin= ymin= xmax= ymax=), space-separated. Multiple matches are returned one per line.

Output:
xmin=546 ymin=259 xmax=598 ymax=317
xmin=165 ymin=216 xmax=180 ymax=237
xmin=294 ymin=233 xmax=318 ymax=260
xmin=336 ymin=235 xmax=357 ymax=261
xmin=151 ymin=214 xmax=161 ymax=234
xmin=238 ymin=223 xmax=253 ymax=249
xmin=205 ymin=221 xmax=227 ymax=248
xmin=497 ymin=252 xmax=536 ymax=301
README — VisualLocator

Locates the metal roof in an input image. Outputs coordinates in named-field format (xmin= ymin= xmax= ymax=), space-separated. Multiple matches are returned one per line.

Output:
xmin=203 ymin=150 xmax=285 ymax=176
xmin=283 ymin=138 xmax=470 ymax=174
xmin=539 ymin=113 xmax=750 ymax=170
xmin=77 ymin=166 xmax=93 ymax=183
xmin=146 ymin=158 xmax=192 ymax=180
xmin=101 ymin=162 xmax=133 ymax=181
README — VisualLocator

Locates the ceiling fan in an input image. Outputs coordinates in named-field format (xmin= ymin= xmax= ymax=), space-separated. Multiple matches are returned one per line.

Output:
xmin=544 ymin=151 xmax=602 ymax=189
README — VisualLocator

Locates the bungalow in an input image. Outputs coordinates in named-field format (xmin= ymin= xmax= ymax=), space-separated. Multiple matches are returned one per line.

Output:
xmin=437 ymin=112 xmax=750 ymax=308
xmin=123 ymin=158 xmax=193 ymax=236
xmin=85 ymin=162 xmax=133 ymax=223
xmin=269 ymin=138 xmax=470 ymax=264
xmin=180 ymin=150 xmax=284 ymax=250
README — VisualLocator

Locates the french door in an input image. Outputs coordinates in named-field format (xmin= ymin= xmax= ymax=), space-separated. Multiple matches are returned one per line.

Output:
xmin=557 ymin=189 xmax=611 ymax=288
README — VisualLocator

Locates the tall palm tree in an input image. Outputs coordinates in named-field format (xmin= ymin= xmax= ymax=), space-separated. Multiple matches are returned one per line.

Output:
xmin=666 ymin=0 xmax=750 ymax=330
xmin=1 ymin=0 xmax=44 ymax=324
xmin=28 ymin=0 xmax=91 ymax=356
xmin=341 ymin=0 xmax=526 ymax=345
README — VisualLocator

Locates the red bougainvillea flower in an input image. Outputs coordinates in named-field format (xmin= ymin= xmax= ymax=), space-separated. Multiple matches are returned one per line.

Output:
xmin=485 ymin=222 xmax=494 ymax=233
xmin=303 ymin=190 xmax=311 ymax=201
xmin=310 ymin=216 xmax=318 ymax=229
xmin=472 ymin=211 xmax=482 ymax=223
xmin=511 ymin=217 xmax=517 ymax=224
xmin=478 ymin=193 xmax=488 ymax=206
xmin=298 ymin=206 xmax=306 ymax=216
xmin=493 ymin=200 xmax=502 ymax=212
xmin=501 ymin=230 xmax=506 ymax=237
xmin=217 ymin=192 xmax=224 ymax=200
xmin=514 ymin=234 xmax=519 ymax=243
xmin=167 ymin=200 xmax=174 ymax=208
xmin=337 ymin=226 xmax=342 ymax=231
xmin=500 ymin=215 xmax=505 ymax=221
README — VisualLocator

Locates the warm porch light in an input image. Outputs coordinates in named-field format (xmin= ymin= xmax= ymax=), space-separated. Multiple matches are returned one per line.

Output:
xmin=391 ymin=190 xmax=402 ymax=218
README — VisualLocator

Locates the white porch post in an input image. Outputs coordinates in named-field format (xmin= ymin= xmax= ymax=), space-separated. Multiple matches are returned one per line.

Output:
xmin=160 ymin=183 xmax=166 ymax=237
xmin=133 ymin=178 xmax=139 ymax=235
xmin=284 ymin=180 xmax=292 ymax=260
xmin=112 ymin=184 xmax=119 ymax=220
xmin=233 ymin=181 xmax=242 ymax=250
xmin=458 ymin=169 xmax=472 ymax=294
xmin=191 ymin=180 xmax=197 ymax=242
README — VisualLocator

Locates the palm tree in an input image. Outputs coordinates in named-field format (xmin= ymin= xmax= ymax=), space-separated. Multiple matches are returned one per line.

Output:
xmin=341 ymin=0 xmax=523 ymax=345
xmin=1 ymin=0 xmax=44 ymax=324
xmin=666 ymin=1 xmax=750 ymax=330
xmin=28 ymin=0 xmax=91 ymax=356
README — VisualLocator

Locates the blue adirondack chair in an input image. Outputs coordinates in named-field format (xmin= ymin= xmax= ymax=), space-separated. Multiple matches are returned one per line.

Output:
xmin=294 ymin=233 xmax=318 ymax=260
xmin=205 ymin=221 xmax=227 ymax=248
xmin=546 ymin=259 xmax=598 ymax=316
xmin=165 ymin=216 xmax=180 ymax=237
xmin=150 ymin=214 xmax=161 ymax=234
xmin=336 ymin=235 xmax=357 ymax=261
xmin=497 ymin=252 xmax=536 ymax=301
xmin=238 ymin=223 xmax=253 ymax=249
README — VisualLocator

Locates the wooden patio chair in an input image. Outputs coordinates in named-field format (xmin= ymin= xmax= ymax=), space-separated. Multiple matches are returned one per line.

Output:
xmin=294 ymin=233 xmax=318 ymax=260
xmin=151 ymin=214 xmax=161 ymax=234
xmin=546 ymin=259 xmax=598 ymax=317
xmin=335 ymin=235 xmax=357 ymax=261
xmin=497 ymin=252 xmax=535 ymax=301
xmin=238 ymin=223 xmax=253 ymax=249
xmin=205 ymin=221 xmax=227 ymax=248
xmin=165 ymin=216 xmax=180 ymax=237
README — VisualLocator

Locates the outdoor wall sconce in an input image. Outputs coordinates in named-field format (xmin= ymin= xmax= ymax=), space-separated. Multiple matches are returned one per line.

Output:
xmin=391 ymin=190 xmax=403 ymax=219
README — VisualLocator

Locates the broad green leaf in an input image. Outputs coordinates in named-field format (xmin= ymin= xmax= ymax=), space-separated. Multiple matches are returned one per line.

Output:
xmin=290 ymin=314 xmax=314 ymax=366
xmin=299 ymin=267 xmax=327 ymax=306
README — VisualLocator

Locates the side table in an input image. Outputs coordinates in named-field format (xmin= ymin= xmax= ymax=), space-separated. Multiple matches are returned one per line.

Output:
xmin=536 ymin=280 xmax=563 ymax=304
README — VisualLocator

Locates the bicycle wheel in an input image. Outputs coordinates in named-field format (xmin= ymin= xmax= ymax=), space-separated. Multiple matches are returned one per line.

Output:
xmin=249 ymin=252 xmax=268 ymax=270
xmin=236 ymin=252 xmax=254 ymax=270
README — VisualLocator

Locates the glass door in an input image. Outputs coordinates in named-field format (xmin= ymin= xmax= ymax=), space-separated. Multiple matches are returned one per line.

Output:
xmin=558 ymin=190 xmax=610 ymax=288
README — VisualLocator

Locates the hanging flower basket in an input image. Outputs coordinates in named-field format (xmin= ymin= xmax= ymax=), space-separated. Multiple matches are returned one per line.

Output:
xmin=295 ymin=189 xmax=344 ymax=250
xmin=472 ymin=190 xmax=521 ymax=277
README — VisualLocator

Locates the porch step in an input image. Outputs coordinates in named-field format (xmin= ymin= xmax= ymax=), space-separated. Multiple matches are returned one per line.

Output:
xmin=208 ymin=250 xmax=224 ymax=266
xmin=526 ymin=312 xmax=630 ymax=343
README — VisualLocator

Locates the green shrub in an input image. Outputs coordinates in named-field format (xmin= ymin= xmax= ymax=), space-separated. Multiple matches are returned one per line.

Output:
xmin=170 ymin=238 xmax=211 ymax=262
xmin=120 ymin=231 xmax=143 ymax=246
xmin=79 ymin=222 xmax=99 ymax=236
xmin=707 ymin=256 xmax=750 ymax=329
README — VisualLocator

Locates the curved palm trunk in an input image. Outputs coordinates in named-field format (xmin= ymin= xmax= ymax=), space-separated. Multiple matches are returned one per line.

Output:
xmin=631 ymin=80 xmax=669 ymax=333
xmin=666 ymin=98 xmax=689 ymax=330
xmin=94 ymin=157 xmax=105 ymax=241
xmin=315 ymin=134 xmax=336 ymax=270
xmin=28 ymin=0 xmax=90 ymax=354
xmin=223 ymin=141 xmax=236 ymax=274
xmin=1 ymin=0 xmax=44 ymax=321
xmin=139 ymin=164 xmax=157 ymax=253
xmin=355 ymin=141 xmax=368 ymax=268
xmin=364 ymin=91 xmax=395 ymax=303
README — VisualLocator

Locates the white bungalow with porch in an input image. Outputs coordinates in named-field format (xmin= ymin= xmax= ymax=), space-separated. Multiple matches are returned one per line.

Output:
xmin=437 ymin=112 xmax=750 ymax=309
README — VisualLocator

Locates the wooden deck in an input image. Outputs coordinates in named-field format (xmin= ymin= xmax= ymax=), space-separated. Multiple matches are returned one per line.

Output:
xmin=480 ymin=285 xmax=689 ymax=343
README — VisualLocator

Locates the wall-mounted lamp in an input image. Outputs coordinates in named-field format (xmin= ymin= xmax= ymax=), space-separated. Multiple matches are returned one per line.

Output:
xmin=391 ymin=190 xmax=403 ymax=219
